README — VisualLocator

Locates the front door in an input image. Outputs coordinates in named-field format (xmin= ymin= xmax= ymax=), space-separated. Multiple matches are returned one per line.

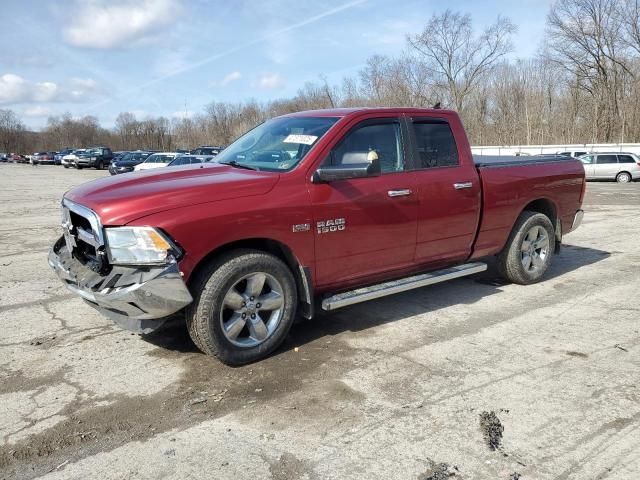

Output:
xmin=309 ymin=117 xmax=418 ymax=288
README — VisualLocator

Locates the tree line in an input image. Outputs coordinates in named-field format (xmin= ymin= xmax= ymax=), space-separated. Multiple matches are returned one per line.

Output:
xmin=2 ymin=0 xmax=640 ymax=155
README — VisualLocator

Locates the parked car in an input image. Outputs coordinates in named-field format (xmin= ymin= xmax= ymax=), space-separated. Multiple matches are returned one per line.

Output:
xmin=9 ymin=153 xmax=26 ymax=163
xmin=108 ymin=151 xmax=154 ymax=175
xmin=74 ymin=146 xmax=114 ymax=170
xmin=133 ymin=152 xmax=178 ymax=171
xmin=61 ymin=149 xmax=84 ymax=168
xmin=54 ymin=149 xmax=74 ymax=165
xmin=558 ymin=150 xmax=589 ymax=158
xmin=578 ymin=152 xmax=640 ymax=182
xmin=32 ymin=152 xmax=56 ymax=165
xmin=0 ymin=153 xmax=7 ymax=162
xmin=48 ymin=107 xmax=586 ymax=365
xmin=191 ymin=145 xmax=224 ymax=156
xmin=166 ymin=155 xmax=214 ymax=167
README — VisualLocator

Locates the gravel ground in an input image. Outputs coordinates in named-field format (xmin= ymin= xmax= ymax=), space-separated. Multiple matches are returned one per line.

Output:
xmin=1 ymin=163 xmax=639 ymax=480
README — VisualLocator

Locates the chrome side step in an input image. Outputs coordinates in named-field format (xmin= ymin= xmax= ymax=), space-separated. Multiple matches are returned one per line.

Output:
xmin=321 ymin=262 xmax=487 ymax=311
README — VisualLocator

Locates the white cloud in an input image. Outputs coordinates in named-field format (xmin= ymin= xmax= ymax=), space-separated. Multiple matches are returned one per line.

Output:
xmin=171 ymin=110 xmax=195 ymax=119
xmin=0 ymin=73 xmax=100 ymax=105
xmin=63 ymin=0 xmax=180 ymax=49
xmin=23 ymin=106 xmax=54 ymax=118
xmin=253 ymin=73 xmax=285 ymax=90
xmin=210 ymin=71 xmax=242 ymax=88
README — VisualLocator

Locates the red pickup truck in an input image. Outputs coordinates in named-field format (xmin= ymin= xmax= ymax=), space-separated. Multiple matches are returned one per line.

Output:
xmin=49 ymin=108 xmax=585 ymax=365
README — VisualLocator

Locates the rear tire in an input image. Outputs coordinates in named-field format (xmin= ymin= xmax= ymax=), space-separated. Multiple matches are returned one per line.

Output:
xmin=186 ymin=250 xmax=297 ymax=365
xmin=63 ymin=165 xmax=69 ymax=169
xmin=97 ymin=161 xmax=104 ymax=170
xmin=497 ymin=211 xmax=555 ymax=285
xmin=616 ymin=172 xmax=631 ymax=183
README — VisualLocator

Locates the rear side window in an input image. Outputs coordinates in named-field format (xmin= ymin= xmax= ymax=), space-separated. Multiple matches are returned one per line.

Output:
xmin=618 ymin=155 xmax=636 ymax=164
xmin=596 ymin=155 xmax=617 ymax=164
xmin=411 ymin=121 xmax=459 ymax=168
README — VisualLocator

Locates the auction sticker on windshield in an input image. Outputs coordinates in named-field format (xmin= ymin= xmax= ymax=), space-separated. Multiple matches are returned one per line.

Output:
xmin=283 ymin=134 xmax=318 ymax=145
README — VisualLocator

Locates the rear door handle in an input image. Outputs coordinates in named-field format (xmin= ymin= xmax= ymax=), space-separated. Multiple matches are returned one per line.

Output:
xmin=388 ymin=189 xmax=413 ymax=197
xmin=453 ymin=182 xmax=473 ymax=190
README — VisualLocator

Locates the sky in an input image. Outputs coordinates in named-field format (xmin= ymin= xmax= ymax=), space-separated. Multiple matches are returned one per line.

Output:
xmin=0 ymin=0 xmax=552 ymax=129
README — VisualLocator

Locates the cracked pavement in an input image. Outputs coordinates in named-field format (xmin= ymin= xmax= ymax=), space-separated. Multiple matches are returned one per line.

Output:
xmin=0 ymin=163 xmax=639 ymax=479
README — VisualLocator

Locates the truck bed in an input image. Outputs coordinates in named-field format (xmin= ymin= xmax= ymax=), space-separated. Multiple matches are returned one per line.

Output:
xmin=473 ymin=154 xmax=575 ymax=167
xmin=470 ymin=155 xmax=585 ymax=259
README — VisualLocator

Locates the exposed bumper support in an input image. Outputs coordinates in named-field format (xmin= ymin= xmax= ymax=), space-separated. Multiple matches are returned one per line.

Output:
xmin=48 ymin=237 xmax=193 ymax=334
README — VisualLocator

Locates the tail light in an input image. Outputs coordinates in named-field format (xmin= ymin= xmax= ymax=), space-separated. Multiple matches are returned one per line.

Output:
xmin=579 ymin=177 xmax=586 ymax=203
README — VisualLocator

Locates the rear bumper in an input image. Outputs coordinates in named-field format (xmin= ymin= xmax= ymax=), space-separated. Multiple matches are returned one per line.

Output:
xmin=572 ymin=209 xmax=584 ymax=231
xmin=48 ymin=237 xmax=193 ymax=333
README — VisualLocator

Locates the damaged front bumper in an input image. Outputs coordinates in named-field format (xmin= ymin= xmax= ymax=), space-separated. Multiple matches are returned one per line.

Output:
xmin=48 ymin=237 xmax=193 ymax=334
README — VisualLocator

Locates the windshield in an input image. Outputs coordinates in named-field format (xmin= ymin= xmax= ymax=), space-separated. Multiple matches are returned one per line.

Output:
xmin=214 ymin=116 xmax=339 ymax=172
xmin=120 ymin=152 xmax=150 ymax=162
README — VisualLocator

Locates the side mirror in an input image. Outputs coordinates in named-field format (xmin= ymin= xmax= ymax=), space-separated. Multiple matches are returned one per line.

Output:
xmin=312 ymin=151 xmax=381 ymax=183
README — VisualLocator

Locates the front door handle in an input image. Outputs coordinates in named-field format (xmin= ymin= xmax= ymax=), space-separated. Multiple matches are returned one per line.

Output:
xmin=388 ymin=189 xmax=413 ymax=197
xmin=453 ymin=182 xmax=473 ymax=190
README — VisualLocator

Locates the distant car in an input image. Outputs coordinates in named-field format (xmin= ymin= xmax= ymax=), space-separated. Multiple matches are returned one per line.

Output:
xmin=54 ymin=148 xmax=74 ymax=165
xmin=191 ymin=145 xmax=224 ymax=156
xmin=109 ymin=151 xmax=154 ymax=175
xmin=579 ymin=152 xmax=640 ymax=183
xmin=166 ymin=155 xmax=215 ymax=167
xmin=558 ymin=150 xmax=589 ymax=158
xmin=133 ymin=152 xmax=179 ymax=171
xmin=32 ymin=152 xmax=56 ymax=165
xmin=74 ymin=146 xmax=114 ymax=170
xmin=10 ymin=153 xmax=26 ymax=163
xmin=62 ymin=149 xmax=86 ymax=168
xmin=0 ymin=153 xmax=7 ymax=163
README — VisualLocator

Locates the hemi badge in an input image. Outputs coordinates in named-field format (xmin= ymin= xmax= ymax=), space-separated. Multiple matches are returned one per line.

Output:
xmin=292 ymin=223 xmax=311 ymax=233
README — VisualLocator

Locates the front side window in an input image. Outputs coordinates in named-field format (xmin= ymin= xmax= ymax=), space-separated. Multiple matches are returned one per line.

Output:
xmin=328 ymin=121 xmax=404 ymax=173
xmin=411 ymin=121 xmax=459 ymax=168
xmin=596 ymin=155 xmax=617 ymax=164
xmin=575 ymin=151 xmax=587 ymax=157
xmin=214 ymin=116 xmax=338 ymax=172
xmin=580 ymin=155 xmax=593 ymax=164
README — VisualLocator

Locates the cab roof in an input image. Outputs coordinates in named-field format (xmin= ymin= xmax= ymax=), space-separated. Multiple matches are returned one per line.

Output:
xmin=282 ymin=107 xmax=456 ymax=118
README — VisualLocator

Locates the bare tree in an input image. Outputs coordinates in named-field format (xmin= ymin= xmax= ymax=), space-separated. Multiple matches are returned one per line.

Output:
xmin=408 ymin=10 xmax=516 ymax=112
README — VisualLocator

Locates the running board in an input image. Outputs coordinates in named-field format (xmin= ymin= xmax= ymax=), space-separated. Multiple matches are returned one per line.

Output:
xmin=321 ymin=262 xmax=487 ymax=311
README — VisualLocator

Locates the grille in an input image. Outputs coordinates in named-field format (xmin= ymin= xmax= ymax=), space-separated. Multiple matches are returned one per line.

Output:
xmin=61 ymin=199 xmax=108 ymax=273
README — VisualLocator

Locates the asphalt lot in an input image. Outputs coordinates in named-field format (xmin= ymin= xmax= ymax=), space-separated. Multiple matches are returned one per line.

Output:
xmin=1 ymin=163 xmax=639 ymax=480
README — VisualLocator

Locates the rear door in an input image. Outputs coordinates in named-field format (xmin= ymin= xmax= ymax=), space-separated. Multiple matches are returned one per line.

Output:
xmin=594 ymin=154 xmax=619 ymax=179
xmin=406 ymin=116 xmax=481 ymax=267
xmin=310 ymin=116 xmax=418 ymax=287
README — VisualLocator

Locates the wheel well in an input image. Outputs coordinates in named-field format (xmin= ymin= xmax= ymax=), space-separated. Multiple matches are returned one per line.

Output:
xmin=617 ymin=171 xmax=631 ymax=178
xmin=522 ymin=198 xmax=560 ymax=251
xmin=188 ymin=238 xmax=313 ymax=318
xmin=523 ymin=198 xmax=556 ymax=225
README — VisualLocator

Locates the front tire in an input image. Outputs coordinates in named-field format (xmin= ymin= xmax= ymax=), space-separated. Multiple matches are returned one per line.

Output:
xmin=498 ymin=211 xmax=555 ymax=285
xmin=186 ymin=250 xmax=297 ymax=365
xmin=616 ymin=172 xmax=631 ymax=183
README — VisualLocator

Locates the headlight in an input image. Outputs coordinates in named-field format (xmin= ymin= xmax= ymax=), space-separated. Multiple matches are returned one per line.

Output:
xmin=105 ymin=227 xmax=178 ymax=265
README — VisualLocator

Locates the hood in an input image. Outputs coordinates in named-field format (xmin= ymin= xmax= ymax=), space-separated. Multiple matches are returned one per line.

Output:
xmin=113 ymin=159 xmax=144 ymax=167
xmin=65 ymin=163 xmax=280 ymax=225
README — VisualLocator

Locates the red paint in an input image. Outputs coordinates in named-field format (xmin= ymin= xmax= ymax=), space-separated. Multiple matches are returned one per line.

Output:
xmin=65 ymin=108 xmax=585 ymax=294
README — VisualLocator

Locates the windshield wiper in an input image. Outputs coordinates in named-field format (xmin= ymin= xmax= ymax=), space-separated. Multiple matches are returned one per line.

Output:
xmin=220 ymin=160 xmax=258 ymax=171
xmin=219 ymin=160 xmax=259 ymax=171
